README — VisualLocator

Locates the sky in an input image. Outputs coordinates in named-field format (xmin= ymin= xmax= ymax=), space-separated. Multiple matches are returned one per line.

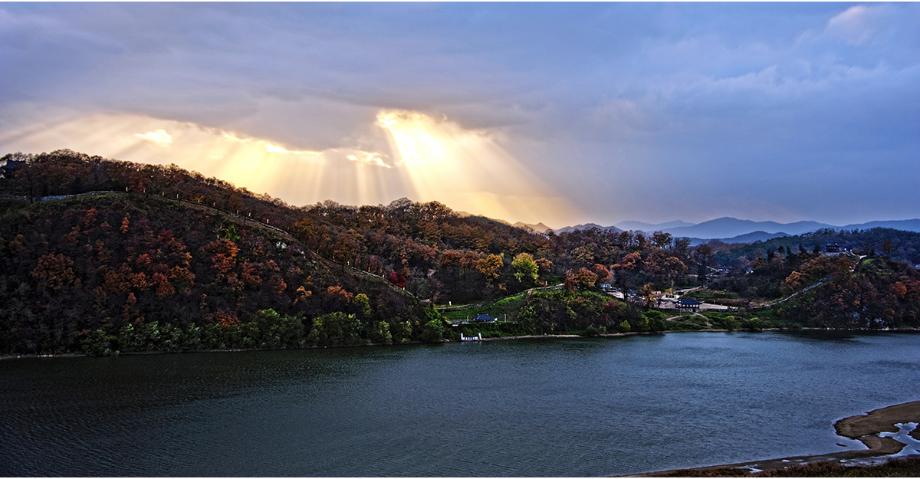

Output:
xmin=1 ymin=3 xmax=918 ymax=228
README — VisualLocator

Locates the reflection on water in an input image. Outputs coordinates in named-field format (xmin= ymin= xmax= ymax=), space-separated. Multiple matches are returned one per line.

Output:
xmin=2 ymin=333 xmax=920 ymax=476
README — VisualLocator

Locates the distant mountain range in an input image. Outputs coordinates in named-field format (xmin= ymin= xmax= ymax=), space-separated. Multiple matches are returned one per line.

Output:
xmin=686 ymin=230 xmax=790 ymax=246
xmin=614 ymin=220 xmax=693 ymax=231
xmin=554 ymin=223 xmax=621 ymax=234
xmin=512 ymin=221 xmax=554 ymax=234
xmin=661 ymin=217 xmax=833 ymax=239
xmin=549 ymin=217 xmax=920 ymax=242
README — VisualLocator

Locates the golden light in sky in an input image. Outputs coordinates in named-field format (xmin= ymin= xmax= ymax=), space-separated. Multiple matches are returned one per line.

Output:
xmin=375 ymin=109 xmax=575 ymax=225
xmin=1 ymin=110 xmax=575 ymax=225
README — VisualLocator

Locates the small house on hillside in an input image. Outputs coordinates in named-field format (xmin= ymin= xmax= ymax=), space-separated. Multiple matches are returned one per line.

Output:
xmin=677 ymin=298 xmax=701 ymax=312
xmin=473 ymin=313 xmax=497 ymax=323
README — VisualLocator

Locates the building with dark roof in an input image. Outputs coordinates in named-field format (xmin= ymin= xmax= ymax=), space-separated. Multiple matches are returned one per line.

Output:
xmin=676 ymin=298 xmax=701 ymax=312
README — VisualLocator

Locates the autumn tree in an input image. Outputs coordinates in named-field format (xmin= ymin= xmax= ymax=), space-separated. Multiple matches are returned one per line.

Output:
xmin=535 ymin=257 xmax=554 ymax=282
xmin=475 ymin=254 xmax=504 ymax=284
xmin=640 ymin=283 xmax=657 ymax=308
xmin=511 ymin=252 xmax=539 ymax=286
xmin=565 ymin=267 xmax=598 ymax=291
xmin=592 ymin=263 xmax=612 ymax=284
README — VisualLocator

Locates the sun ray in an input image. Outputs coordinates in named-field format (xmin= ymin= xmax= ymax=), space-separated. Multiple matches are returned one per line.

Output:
xmin=2 ymin=109 xmax=577 ymax=225
xmin=375 ymin=109 xmax=577 ymax=224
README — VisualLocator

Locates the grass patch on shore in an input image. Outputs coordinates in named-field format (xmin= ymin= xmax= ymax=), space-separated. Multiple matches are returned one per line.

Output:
xmin=682 ymin=289 xmax=741 ymax=301
xmin=662 ymin=310 xmax=781 ymax=332
xmin=438 ymin=290 xmax=530 ymax=323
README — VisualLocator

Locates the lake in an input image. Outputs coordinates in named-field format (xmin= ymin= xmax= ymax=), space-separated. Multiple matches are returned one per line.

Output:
xmin=2 ymin=332 xmax=920 ymax=476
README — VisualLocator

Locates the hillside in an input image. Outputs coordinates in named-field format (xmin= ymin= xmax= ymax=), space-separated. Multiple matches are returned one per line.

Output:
xmin=0 ymin=190 xmax=440 ymax=354
xmin=1 ymin=150 xmax=560 ymax=304
xmin=772 ymin=256 xmax=920 ymax=329
xmin=1 ymin=151 xmax=707 ymax=307
xmin=711 ymin=228 xmax=920 ymax=268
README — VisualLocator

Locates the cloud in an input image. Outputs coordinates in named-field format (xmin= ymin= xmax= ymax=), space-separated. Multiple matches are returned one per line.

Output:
xmin=1 ymin=4 xmax=919 ymax=225
xmin=826 ymin=5 xmax=881 ymax=45
xmin=346 ymin=152 xmax=392 ymax=169
xmin=134 ymin=129 xmax=173 ymax=146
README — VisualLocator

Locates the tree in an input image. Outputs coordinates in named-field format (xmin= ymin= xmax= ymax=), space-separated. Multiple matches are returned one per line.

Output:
xmin=31 ymin=253 xmax=77 ymax=291
xmin=511 ymin=252 xmax=539 ymax=285
xmin=475 ymin=254 xmax=504 ymax=283
xmin=674 ymin=238 xmax=691 ymax=259
xmin=883 ymin=239 xmax=894 ymax=257
xmin=652 ymin=232 xmax=672 ymax=249
xmin=353 ymin=293 xmax=372 ymax=320
xmin=419 ymin=318 xmax=446 ymax=343
xmin=695 ymin=244 xmax=713 ymax=284
xmin=392 ymin=321 xmax=413 ymax=344
xmin=784 ymin=271 xmax=804 ymax=292
xmin=612 ymin=252 xmax=640 ymax=300
xmin=664 ymin=256 xmax=687 ymax=289
xmin=255 ymin=309 xmax=304 ymax=348
xmin=565 ymin=267 xmax=598 ymax=291
xmin=370 ymin=321 xmax=392 ymax=345
xmin=81 ymin=329 xmax=114 ymax=356
xmin=308 ymin=312 xmax=362 ymax=346
xmin=535 ymin=257 xmax=554 ymax=282
xmin=592 ymin=263 xmax=612 ymax=283
xmin=640 ymin=283 xmax=657 ymax=308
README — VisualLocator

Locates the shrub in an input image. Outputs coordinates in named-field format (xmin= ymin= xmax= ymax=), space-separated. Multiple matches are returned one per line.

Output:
xmin=308 ymin=312 xmax=362 ymax=346
xmin=419 ymin=319 xmax=446 ymax=343
xmin=81 ymin=328 xmax=114 ymax=357
xmin=392 ymin=321 xmax=413 ymax=344
xmin=370 ymin=321 xmax=393 ymax=345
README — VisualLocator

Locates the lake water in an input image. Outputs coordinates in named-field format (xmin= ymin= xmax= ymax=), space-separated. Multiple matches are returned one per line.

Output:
xmin=3 ymin=332 xmax=920 ymax=476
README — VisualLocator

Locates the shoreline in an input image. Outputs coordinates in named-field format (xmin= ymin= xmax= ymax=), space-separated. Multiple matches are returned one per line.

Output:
xmin=3 ymin=328 xmax=920 ymax=361
xmin=648 ymin=400 xmax=920 ymax=476
xmin=0 ymin=342 xmax=428 ymax=361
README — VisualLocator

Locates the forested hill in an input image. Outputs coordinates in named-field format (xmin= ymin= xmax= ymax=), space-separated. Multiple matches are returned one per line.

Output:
xmin=0 ymin=150 xmax=699 ymax=305
xmin=709 ymin=228 xmax=920 ymax=269
xmin=0 ymin=150 xmax=703 ymax=353
xmin=6 ymin=150 xmax=917 ymax=355
xmin=0 ymin=187 xmax=444 ymax=354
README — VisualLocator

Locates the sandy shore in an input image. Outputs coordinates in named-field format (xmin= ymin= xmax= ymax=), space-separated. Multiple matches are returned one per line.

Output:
xmin=835 ymin=400 xmax=920 ymax=448
xmin=648 ymin=400 xmax=920 ymax=476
